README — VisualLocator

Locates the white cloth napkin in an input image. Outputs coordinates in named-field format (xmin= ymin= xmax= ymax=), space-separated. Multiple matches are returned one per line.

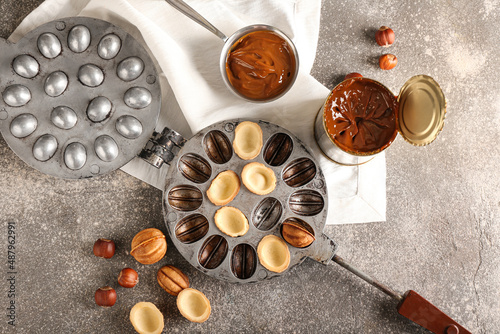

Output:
xmin=10 ymin=0 xmax=386 ymax=224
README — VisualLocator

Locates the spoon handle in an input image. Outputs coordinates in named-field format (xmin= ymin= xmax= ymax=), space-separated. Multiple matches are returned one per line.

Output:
xmin=165 ymin=0 xmax=228 ymax=42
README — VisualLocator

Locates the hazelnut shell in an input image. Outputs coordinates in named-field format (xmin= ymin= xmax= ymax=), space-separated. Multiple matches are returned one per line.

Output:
xmin=375 ymin=26 xmax=395 ymax=47
xmin=118 ymin=268 xmax=139 ymax=288
xmin=95 ymin=286 xmax=117 ymax=307
xmin=93 ymin=238 xmax=115 ymax=259
xmin=379 ymin=54 xmax=398 ymax=70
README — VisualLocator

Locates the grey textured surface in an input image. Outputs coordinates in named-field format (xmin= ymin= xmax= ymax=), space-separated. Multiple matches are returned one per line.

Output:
xmin=0 ymin=0 xmax=498 ymax=333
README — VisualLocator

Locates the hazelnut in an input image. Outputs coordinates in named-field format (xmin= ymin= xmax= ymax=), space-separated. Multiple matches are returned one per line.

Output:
xmin=118 ymin=268 xmax=139 ymax=288
xmin=281 ymin=218 xmax=315 ymax=248
xmin=130 ymin=228 xmax=167 ymax=265
xmin=379 ymin=54 xmax=398 ymax=70
xmin=344 ymin=73 xmax=363 ymax=80
xmin=93 ymin=238 xmax=115 ymax=259
xmin=176 ymin=288 xmax=211 ymax=323
xmin=375 ymin=26 xmax=395 ymax=47
xmin=157 ymin=265 xmax=189 ymax=296
xmin=95 ymin=286 xmax=117 ymax=307
xmin=130 ymin=302 xmax=164 ymax=334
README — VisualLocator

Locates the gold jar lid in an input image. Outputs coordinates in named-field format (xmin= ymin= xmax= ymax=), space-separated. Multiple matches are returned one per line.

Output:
xmin=397 ymin=75 xmax=446 ymax=146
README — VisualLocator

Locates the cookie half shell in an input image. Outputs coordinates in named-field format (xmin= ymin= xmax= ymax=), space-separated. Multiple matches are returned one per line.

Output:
xmin=257 ymin=235 xmax=290 ymax=273
xmin=241 ymin=162 xmax=276 ymax=195
xmin=233 ymin=121 xmax=263 ymax=160
xmin=206 ymin=170 xmax=240 ymax=206
xmin=176 ymin=288 xmax=211 ymax=323
xmin=214 ymin=206 xmax=249 ymax=237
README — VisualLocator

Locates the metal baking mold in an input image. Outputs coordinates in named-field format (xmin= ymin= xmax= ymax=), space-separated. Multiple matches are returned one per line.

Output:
xmin=163 ymin=119 xmax=336 ymax=284
xmin=0 ymin=17 xmax=161 ymax=178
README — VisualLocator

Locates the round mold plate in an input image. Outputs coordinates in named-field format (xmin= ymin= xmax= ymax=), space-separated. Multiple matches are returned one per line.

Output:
xmin=0 ymin=17 xmax=161 ymax=179
xmin=162 ymin=119 xmax=329 ymax=284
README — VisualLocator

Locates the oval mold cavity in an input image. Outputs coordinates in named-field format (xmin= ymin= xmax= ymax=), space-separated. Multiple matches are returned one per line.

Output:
xmin=44 ymin=71 xmax=68 ymax=97
xmin=67 ymin=25 xmax=91 ymax=53
xmin=3 ymin=85 xmax=31 ymax=107
xmin=198 ymin=235 xmax=228 ymax=270
xmin=175 ymin=214 xmax=209 ymax=244
xmin=12 ymin=55 xmax=39 ymax=78
xmin=37 ymin=33 xmax=62 ymax=58
xmin=178 ymin=153 xmax=212 ymax=184
xmin=124 ymin=87 xmax=152 ymax=109
xmin=263 ymin=133 xmax=293 ymax=166
xmin=33 ymin=134 xmax=58 ymax=161
xmin=64 ymin=142 xmax=87 ymax=170
xmin=115 ymin=115 xmax=143 ymax=139
xmin=203 ymin=130 xmax=233 ymax=164
xmin=167 ymin=185 xmax=203 ymax=211
xmin=87 ymin=96 xmax=112 ymax=123
xmin=10 ymin=113 xmax=37 ymax=138
xmin=78 ymin=64 xmax=104 ymax=87
xmin=97 ymin=34 xmax=121 ymax=59
xmin=288 ymin=189 xmax=325 ymax=216
xmin=252 ymin=197 xmax=283 ymax=231
xmin=94 ymin=135 xmax=119 ymax=162
xmin=231 ymin=243 xmax=257 ymax=279
xmin=117 ymin=57 xmax=144 ymax=81
xmin=282 ymin=157 xmax=317 ymax=188
xmin=51 ymin=106 xmax=77 ymax=129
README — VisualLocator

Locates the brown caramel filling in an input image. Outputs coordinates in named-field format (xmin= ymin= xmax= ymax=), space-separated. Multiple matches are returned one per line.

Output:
xmin=225 ymin=31 xmax=295 ymax=100
xmin=324 ymin=78 xmax=398 ymax=154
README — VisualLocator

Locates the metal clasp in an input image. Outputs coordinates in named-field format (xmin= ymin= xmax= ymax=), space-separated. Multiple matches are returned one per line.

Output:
xmin=139 ymin=127 xmax=186 ymax=168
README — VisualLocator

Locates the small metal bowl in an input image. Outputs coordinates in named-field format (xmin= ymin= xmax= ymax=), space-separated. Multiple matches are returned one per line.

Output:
xmin=219 ymin=25 xmax=299 ymax=103
xmin=166 ymin=0 xmax=299 ymax=103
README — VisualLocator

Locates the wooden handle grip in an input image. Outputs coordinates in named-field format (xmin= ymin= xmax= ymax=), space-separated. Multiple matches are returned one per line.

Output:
xmin=397 ymin=290 xmax=471 ymax=334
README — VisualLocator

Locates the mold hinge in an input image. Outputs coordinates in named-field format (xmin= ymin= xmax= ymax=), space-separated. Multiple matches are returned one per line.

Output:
xmin=139 ymin=127 xmax=187 ymax=168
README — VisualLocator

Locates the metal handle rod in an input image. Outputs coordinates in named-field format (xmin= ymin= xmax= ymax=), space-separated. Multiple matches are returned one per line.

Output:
xmin=332 ymin=254 xmax=404 ymax=302
xmin=165 ymin=0 xmax=228 ymax=42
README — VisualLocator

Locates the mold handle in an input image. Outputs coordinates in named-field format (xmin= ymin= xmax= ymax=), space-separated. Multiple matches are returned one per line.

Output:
xmin=308 ymin=233 xmax=337 ymax=265
xmin=330 ymin=255 xmax=471 ymax=334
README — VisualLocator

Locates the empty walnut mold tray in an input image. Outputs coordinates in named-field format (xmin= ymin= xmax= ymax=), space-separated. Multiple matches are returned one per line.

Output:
xmin=0 ymin=16 xmax=471 ymax=334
